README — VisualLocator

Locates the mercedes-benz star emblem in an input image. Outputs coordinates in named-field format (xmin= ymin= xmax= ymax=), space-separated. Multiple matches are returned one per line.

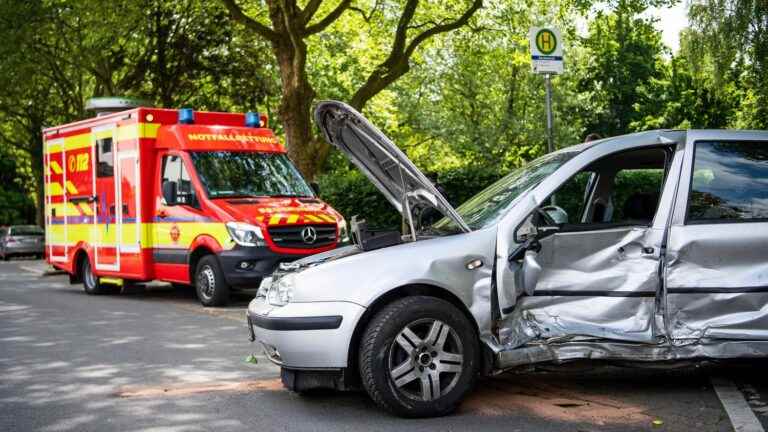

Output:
xmin=301 ymin=226 xmax=317 ymax=244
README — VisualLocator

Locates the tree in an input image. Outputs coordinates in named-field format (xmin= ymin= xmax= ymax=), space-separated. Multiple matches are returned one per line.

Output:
xmin=0 ymin=0 xmax=277 ymax=223
xmin=576 ymin=5 xmax=667 ymax=136
xmin=688 ymin=0 xmax=768 ymax=128
xmin=221 ymin=0 xmax=482 ymax=179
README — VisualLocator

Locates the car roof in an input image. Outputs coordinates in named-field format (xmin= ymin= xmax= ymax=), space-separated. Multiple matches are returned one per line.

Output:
xmin=554 ymin=129 xmax=768 ymax=155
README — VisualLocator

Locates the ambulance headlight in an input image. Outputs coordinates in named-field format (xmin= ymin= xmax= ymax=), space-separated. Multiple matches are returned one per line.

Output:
xmin=338 ymin=218 xmax=350 ymax=244
xmin=268 ymin=274 xmax=294 ymax=306
xmin=226 ymin=222 xmax=265 ymax=247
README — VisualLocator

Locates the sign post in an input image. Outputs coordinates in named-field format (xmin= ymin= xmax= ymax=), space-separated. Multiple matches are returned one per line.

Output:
xmin=529 ymin=26 xmax=564 ymax=154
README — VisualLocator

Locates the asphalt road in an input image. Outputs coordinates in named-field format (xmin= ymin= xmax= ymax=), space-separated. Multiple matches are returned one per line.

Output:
xmin=1 ymin=259 xmax=766 ymax=431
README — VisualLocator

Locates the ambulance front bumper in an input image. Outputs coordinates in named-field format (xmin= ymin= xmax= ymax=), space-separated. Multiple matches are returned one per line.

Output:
xmin=217 ymin=246 xmax=306 ymax=288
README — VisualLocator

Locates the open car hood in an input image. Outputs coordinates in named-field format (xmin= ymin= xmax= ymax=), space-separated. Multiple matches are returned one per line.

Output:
xmin=314 ymin=101 xmax=470 ymax=233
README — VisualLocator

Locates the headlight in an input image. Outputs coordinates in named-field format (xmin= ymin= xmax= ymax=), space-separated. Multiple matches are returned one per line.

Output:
xmin=267 ymin=274 xmax=294 ymax=306
xmin=256 ymin=277 xmax=272 ymax=299
xmin=338 ymin=218 xmax=350 ymax=244
xmin=226 ymin=222 xmax=265 ymax=247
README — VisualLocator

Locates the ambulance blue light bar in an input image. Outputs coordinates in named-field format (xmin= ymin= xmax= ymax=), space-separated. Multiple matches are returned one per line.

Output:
xmin=245 ymin=111 xmax=261 ymax=128
xmin=178 ymin=108 xmax=194 ymax=124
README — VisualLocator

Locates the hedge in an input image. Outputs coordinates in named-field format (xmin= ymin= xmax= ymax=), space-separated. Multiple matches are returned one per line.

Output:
xmin=317 ymin=165 xmax=503 ymax=228
xmin=317 ymin=165 xmax=664 ymax=228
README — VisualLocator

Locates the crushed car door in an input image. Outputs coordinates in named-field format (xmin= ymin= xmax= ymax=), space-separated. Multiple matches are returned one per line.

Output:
xmin=665 ymin=131 xmax=768 ymax=342
xmin=498 ymin=144 xmax=683 ymax=347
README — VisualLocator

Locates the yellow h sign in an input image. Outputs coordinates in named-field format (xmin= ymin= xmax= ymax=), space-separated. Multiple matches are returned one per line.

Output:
xmin=536 ymin=29 xmax=557 ymax=55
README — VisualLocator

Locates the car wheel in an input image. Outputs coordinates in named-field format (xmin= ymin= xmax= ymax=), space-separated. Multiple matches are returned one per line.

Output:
xmin=81 ymin=257 xmax=117 ymax=295
xmin=359 ymin=296 xmax=479 ymax=418
xmin=195 ymin=255 xmax=229 ymax=307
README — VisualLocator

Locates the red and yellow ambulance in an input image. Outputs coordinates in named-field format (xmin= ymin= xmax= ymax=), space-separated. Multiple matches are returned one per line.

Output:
xmin=43 ymin=99 xmax=347 ymax=306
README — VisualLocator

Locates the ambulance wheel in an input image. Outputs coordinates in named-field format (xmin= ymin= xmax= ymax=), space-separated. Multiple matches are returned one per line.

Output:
xmin=195 ymin=255 xmax=230 ymax=307
xmin=81 ymin=257 xmax=117 ymax=295
xmin=358 ymin=296 xmax=480 ymax=418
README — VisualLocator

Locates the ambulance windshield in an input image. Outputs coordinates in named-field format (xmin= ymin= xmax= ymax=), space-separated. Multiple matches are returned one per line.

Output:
xmin=191 ymin=151 xmax=314 ymax=199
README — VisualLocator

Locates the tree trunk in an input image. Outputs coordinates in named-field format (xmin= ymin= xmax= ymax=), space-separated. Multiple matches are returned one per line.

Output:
xmin=272 ymin=38 xmax=328 ymax=179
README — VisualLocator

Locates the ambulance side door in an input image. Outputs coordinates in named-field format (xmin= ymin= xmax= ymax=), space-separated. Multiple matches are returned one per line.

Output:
xmin=152 ymin=151 xmax=204 ymax=283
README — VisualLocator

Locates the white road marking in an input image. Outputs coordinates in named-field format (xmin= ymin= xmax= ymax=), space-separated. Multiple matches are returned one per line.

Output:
xmin=19 ymin=265 xmax=45 ymax=275
xmin=711 ymin=377 xmax=765 ymax=432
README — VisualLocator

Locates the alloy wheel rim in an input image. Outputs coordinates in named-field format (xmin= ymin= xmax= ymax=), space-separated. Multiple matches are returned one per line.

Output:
xmin=388 ymin=318 xmax=464 ymax=402
xmin=198 ymin=266 xmax=216 ymax=300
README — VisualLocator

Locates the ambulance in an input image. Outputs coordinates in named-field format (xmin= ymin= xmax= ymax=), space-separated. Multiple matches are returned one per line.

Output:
xmin=43 ymin=99 xmax=347 ymax=306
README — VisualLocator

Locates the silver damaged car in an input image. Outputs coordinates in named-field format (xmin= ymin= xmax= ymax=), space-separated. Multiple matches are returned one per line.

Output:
xmin=246 ymin=101 xmax=768 ymax=417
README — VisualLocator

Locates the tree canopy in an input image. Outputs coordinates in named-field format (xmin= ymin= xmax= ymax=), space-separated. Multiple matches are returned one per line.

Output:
xmin=0 ymin=0 xmax=766 ymax=226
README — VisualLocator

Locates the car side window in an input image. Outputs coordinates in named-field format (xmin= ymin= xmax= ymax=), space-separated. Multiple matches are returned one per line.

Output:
xmin=544 ymin=171 xmax=595 ymax=224
xmin=687 ymin=141 xmax=768 ymax=222
xmin=541 ymin=147 xmax=669 ymax=229
xmin=161 ymin=155 xmax=196 ymax=205
xmin=610 ymin=168 xmax=665 ymax=224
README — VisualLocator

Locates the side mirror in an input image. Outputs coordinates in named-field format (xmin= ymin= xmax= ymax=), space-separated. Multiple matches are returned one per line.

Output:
xmin=514 ymin=207 xmax=562 ymax=243
xmin=309 ymin=182 xmax=320 ymax=196
xmin=162 ymin=181 xmax=177 ymax=205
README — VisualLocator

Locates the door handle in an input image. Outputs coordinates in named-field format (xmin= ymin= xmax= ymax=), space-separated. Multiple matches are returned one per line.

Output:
xmin=618 ymin=246 xmax=655 ymax=255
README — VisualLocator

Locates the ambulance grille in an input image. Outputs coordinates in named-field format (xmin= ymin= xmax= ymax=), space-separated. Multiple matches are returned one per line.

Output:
xmin=267 ymin=224 xmax=337 ymax=249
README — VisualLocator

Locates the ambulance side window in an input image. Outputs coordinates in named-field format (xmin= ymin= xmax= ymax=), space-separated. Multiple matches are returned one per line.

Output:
xmin=96 ymin=137 xmax=114 ymax=177
xmin=161 ymin=155 xmax=195 ymax=206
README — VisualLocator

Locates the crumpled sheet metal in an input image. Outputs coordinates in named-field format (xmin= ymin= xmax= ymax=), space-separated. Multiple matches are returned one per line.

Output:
xmin=667 ymin=293 xmax=768 ymax=341
xmin=666 ymin=225 xmax=768 ymax=290
xmin=498 ymin=226 xmax=661 ymax=350
xmin=665 ymin=224 xmax=768 ymax=341
xmin=500 ymin=296 xmax=656 ymax=348
xmin=496 ymin=339 xmax=768 ymax=370
xmin=532 ymin=227 xmax=659 ymax=294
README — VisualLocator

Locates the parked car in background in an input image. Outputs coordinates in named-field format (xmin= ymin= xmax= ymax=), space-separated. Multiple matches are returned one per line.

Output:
xmin=1 ymin=225 xmax=44 ymax=260
xmin=246 ymin=101 xmax=768 ymax=417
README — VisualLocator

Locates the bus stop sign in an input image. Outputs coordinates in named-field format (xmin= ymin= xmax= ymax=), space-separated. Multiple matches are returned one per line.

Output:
xmin=530 ymin=26 xmax=564 ymax=74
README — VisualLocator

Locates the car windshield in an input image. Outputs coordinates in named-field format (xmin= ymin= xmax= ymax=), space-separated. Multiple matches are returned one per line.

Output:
xmin=10 ymin=226 xmax=43 ymax=236
xmin=190 ymin=151 xmax=314 ymax=199
xmin=432 ymin=151 xmax=579 ymax=231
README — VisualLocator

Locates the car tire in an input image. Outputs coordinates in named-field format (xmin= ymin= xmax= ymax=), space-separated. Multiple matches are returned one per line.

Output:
xmin=195 ymin=255 xmax=230 ymax=307
xmin=81 ymin=257 xmax=118 ymax=295
xmin=359 ymin=296 xmax=480 ymax=418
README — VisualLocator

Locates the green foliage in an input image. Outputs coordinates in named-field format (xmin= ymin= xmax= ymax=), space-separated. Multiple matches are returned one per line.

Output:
xmin=687 ymin=0 xmax=768 ymax=129
xmin=1 ymin=0 xmax=767 ymax=226
xmin=0 ymin=144 xmax=35 ymax=225
xmin=577 ymin=7 xmax=666 ymax=136
xmin=317 ymin=164 xmax=503 ymax=228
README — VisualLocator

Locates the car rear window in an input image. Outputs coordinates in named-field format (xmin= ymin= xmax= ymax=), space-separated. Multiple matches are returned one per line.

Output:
xmin=10 ymin=226 xmax=44 ymax=236
xmin=687 ymin=141 xmax=768 ymax=222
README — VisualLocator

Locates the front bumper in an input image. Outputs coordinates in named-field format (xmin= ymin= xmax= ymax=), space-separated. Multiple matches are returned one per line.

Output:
xmin=217 ymin=246 xmax=309 ymax=288
xmin=246 ymin=296 xmax=365 ymax=369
